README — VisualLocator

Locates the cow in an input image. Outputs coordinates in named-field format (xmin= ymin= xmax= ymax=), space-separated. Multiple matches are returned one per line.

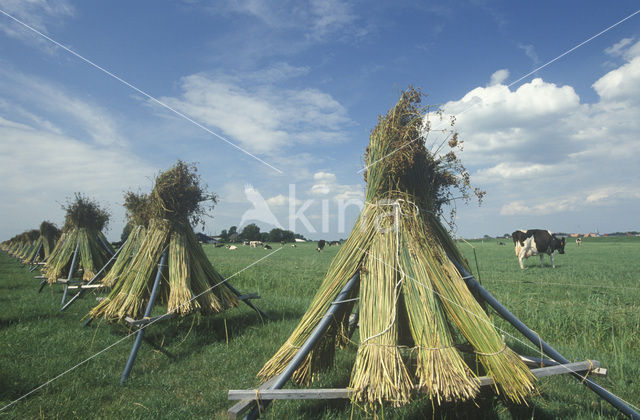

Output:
xmin=576 ymin=238 xmax=582 ymax=247
xmin=329 ymin=241 xmax=341 ymax=246
xmin=243 ymin=241 xmax=250 ymax=246
xmin=264 ymin=244 xmax=272 ymax=250
xmin=512 ymin=229 xmax=565 ymax=269
xmin=227 ymin=245 xmax=238 ymax=250
xmin=249 ymin=241 xmax=263 ymax=248
xmin=291 ymin=244 xmax=296 ymax=248
xmin=317 ymin=240 xmax=326 ymax=252
xmin=280 ymin=240 xmax=286 ymax=246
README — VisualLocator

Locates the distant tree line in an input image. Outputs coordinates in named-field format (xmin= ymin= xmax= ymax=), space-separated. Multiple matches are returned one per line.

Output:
xmin=218 ymin=224 xmax=305 ymax=243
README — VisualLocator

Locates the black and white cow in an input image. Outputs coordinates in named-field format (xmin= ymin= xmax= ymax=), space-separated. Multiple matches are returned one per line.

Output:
xmin=317 ymin=240 xmax=326 ymax=252
xmin=512 ymin=229 xmax=565 ymax=269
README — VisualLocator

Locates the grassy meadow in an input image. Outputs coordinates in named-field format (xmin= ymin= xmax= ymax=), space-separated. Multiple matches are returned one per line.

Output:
xmin=0 ymin=237 xmax=639 ymax=419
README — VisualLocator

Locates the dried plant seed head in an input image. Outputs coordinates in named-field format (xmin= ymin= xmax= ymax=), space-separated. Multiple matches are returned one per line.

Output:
xmin=62 ymin=192 xmax=110 ymax=232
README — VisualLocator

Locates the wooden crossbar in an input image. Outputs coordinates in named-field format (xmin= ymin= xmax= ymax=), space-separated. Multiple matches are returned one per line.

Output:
xmin=228 ymin=360 xmax=601 ymax=402
xmin=519 ymin=355 xmax=607 ymax=377
xmin=66 ymin=284 xmax=106 ymax=290
xmin=124 ymin=313 xmax=176 ymax=327
xmin=227 ymin=376 xmax=279 ymax=419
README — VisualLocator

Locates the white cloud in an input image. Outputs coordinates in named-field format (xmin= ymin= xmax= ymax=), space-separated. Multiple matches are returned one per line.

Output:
xmin=310 ymin=171 xmax=337 ymax=195
xmin=592 ymin=56 xmax=640 ymax=104
xmin=161 ymin=72 xmax=352 ymax=154
xmin=475 ymin=162 xmax=555 ymax=180
xmin=265 ymin=194 xmax=302 ymax=207
xmin=220 ymin=0 xmax=357 ymax=40
xmin=0 ymin=116 xmax=154 ymax=240
xmin=0 ymin=70 xmax=124 ymax=146
xmin=439 ymin=50 xmax=640 ymax=224
xmin=0 ymin=0 xmax=74 ymax=51
xmin=604 ymin=37 xmax=640 ymax=61
xmin=308 ymin=171 xmax=363 ymax=201
xmin=604 ymin=37 xmax=635 ymax=58
xmin=517 ymin=43 xmax=539 ymax=64
xmin=489 ymin=69 xmax=509 ymax=86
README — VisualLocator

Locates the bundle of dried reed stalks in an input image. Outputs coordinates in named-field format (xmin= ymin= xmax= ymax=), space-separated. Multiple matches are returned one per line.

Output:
xmin=90 ymin=161 xmax=237 ymax=321
xmin=258 ymin=88 xmax=534 ymax=409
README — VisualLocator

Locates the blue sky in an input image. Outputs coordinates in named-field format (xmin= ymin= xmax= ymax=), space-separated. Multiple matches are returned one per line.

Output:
xmin=1 ymin=1 xmax=639 ymax=241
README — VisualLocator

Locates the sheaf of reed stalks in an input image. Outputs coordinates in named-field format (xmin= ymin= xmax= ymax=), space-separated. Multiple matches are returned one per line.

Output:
xmin=258 ymin=87 xmax=534 ymax=409
xmin=100 ymin=225 xmax=146 ymax=288
xmin=42 ymin=194 xmax=112 ymax=284
xmin=89 ymin=161 xmax=237 ymax=321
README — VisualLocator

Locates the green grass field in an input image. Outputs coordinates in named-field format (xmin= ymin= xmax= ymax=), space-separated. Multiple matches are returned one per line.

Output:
xmin=1 ymin=237 xmax=639 ymax=419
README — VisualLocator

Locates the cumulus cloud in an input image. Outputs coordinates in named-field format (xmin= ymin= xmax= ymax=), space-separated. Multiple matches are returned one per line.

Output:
xmin=489 ymin=69 xmax=509 ymax=86
xmin=161 ymin=72 xmax=352 ymax=155
xmin=592 ymin=53 xmax=640 ymax=103
xmin=441 ymin=46 xmax=640 ymax=222
xmin=308 ymin=171 xmax=363 ymax=201
xmin=265 ymin=194 xmax=302 ymax=207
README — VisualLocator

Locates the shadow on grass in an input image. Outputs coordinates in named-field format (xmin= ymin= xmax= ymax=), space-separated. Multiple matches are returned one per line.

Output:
xmin=289 ymin=388 xmax=562 ymax=420
xmin=91 ymin=307 xmax=303 ymax=362
xmin=0 ymin=371 xmax=39 ymax=401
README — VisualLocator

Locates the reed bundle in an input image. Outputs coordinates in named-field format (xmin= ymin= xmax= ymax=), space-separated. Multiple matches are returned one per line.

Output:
xmin=22 ymin=221 xmax=61 ymax=264
xmin=43 ymin=194 xmax=112 ymax=284
xmin=100 ymin=192 xmax=150 ymax=288
xmin=90 ymin=161 xmax=237 ymax=321
xmin=5 ymin=230 xmax=39 ymax=259
xmin=259 ymin=88 xmax=534 ymax=409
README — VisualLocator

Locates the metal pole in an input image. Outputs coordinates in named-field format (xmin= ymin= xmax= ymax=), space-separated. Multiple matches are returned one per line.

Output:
xmin=223 ymin=278 xmax=270 ymax=320
xmin=61 ymin=243 xmax=80 ymax=306
xmin=120 ymin=249 xmax=167 ymax=385
xmin=246 ymin=272 xmax=360 ymax=420
xmin=29 ymin=242 xmax=43 ymax=268
xmin=61 ymin=240 xmax=127 ymax=312
xmin=450 ymin=259 xmax=640 ymax=420
xmin=98 ymin=235 xmax=115 ymax=257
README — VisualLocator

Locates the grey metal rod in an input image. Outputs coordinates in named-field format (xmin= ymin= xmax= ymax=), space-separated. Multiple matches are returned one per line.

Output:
xmin=61 ymin=240 xmax=127 ymax=312
xmin=450 ymin=259 xmax=640 ymax=420
xmin=29 ymin=242 xmax=43 ymax=266
xmin=98 ymin=235 xmax=115 ymax=257
xmin=120 ymin=250 xmax=167 ymax=385
xmin=61 ymin=243 xmax=80 ymax=306
xmin=223 ymin=279 xmax=270 ymax=320
xmin=247 ymin=272 xmax=360 ymax=420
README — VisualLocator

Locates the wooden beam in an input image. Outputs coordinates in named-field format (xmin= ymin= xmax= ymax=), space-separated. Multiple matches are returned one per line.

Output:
xmin=228 ymin=360 xmax=601 ymax=401
xmin=124 ymin=312 xmax=175 ymax=327
xmin=66 ymin=284 xmax=106 ymax=290
xmin=227 ymin=376 xmax=279 ymax=420
xmin=519 ymin=355 xmax=606 ymax=377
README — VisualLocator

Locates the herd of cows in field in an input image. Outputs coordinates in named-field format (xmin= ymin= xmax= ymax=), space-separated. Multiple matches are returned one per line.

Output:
xmin=215 ymin=239 xmax=342 ymax=252
xmin=209 ymin=229 xmax=570 ymax=270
